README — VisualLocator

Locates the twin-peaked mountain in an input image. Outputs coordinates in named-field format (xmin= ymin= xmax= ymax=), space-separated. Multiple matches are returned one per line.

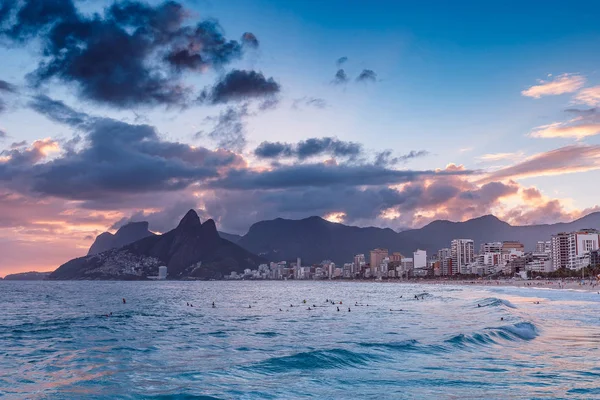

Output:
xmin=51 ymin=210 xmax=265 ymax=280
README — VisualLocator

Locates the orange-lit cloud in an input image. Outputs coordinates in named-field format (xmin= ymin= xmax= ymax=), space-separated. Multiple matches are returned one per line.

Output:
xmin=521 ymin=73 xmax=585 ymax=98
xmin=479 ymin=145 xmax=600 ymax=183
xmin=573 ymin=85 xmax=600 ymax=106
xmin=529 ymin=121 xmax=600 ymax=139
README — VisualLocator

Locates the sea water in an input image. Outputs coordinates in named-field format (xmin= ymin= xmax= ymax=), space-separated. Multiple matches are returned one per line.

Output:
xmin=1 ymin=281 xmax=599 ymax=399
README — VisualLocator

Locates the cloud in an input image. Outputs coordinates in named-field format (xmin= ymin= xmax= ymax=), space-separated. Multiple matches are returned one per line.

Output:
xmin=210 ymin=163 xmax=472 ymax=190
xmin=374 ymin=150 xmax=429 ymax=166
xmin=241 ymin=32 xmax=259 ymax=48
xmin=292 ymin=97 xmax=327 ymax=110
xmin=205 ymin=104 xmax=249 ymax=152
xmin=530 ymin=121 xmax=600 ymax=139
xmin=0 ymin=79 xmax=16 ymax=93
xmin=336 ymin=56 xmax=348 ymax=67
xmin=477 ymin=152 xmax=525 ymax=162
xmin=2 ymin=98 xmax=246 ymax=200
xmin=254 ymin=137 xmax=362 ymax=160
xmin=572 ymin=86 xmax=600 ymax=106
xmin=29 ymin=95 xmax=90 ymax=127
xmin=480 ymin=145 xmax=600 ymax=183
xmin=521 ymin=73 xmax=585 ymax=98
xmin=0 ymin=129 xmax=6 ymax=139
xmin=333 ymin=69 xmax=348 ymax=84
xmin=0 ymin=0 xmax=258 ymax=108
xmin=356 ymin=69 xmax=377 ymax=83
xmin=199 ymin=69 xmax=280 ymax=104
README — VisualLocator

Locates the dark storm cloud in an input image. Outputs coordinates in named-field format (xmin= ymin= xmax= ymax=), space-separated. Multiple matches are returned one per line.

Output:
xmin=356 ymin=69 xmax=377 ymax=83
xmin=210 ymin=163 xmax=472 ymax=190
xmin=333 ymin=69 xmax=348 ymax=84
xmin=254 ymin=137 xmax=362 ymax=160
xmin=164 ymin=20 xmax=244 ymax=71
xmin=199 ymin=70 xmax=281 ymax=104
xmin=3 ymin=97 xmax=246 ymax=199
xmin=375 ymin=150 xmax=429 ymax=167
xmin=0 ymin=0 xmax=259 ymax=108
xmin=336 ymin=56 xmax=348 ymax=67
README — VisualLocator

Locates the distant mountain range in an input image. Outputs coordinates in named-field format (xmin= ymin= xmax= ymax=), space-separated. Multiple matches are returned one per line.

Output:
xmin=57 ymin=211 xmax=600 ymax=278
xmin=235 ymin=213 xmax=600 ymax=265
xmin=52 ymin=210 xmax=265 ymax=280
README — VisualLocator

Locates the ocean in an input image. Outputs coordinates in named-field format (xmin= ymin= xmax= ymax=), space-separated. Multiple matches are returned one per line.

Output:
xmin=1 ymin=281 xmax=599 ymax=399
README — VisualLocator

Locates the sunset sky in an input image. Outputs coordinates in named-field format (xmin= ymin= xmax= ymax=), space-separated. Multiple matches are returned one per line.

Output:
xmin=2 ymin=0 xmax=600 ymax=276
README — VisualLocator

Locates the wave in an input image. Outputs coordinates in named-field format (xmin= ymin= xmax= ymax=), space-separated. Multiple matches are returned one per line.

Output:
xmin=479 ymin=297 xmax=517 ymax=309
xmin=445 ymin=322 xmax=538 ymax=348
xmin=248 ymin=348 xmax=379 ymax=373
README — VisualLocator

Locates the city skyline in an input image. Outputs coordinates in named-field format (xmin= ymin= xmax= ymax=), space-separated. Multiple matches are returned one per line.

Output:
xmin=2 ymin=0 xmax=600 ymax=275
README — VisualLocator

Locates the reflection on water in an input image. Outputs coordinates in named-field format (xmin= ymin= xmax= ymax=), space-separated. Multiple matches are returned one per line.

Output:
xmin=0 ymin=281 xmax=599 ymax=399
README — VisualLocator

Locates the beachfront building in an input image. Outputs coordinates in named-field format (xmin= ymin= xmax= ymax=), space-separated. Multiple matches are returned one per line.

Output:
xmin=413 ymin=249 xmax=427 ymax=269
xmin=552 ymin=230 xmax=600 ymax=270
xmin=480 ymin=242 xmax=502 ymax=254
xmin=551 ymin=232 xmax=570 ymax=270
xmin=370 ymin=248 xmax=388 ymax=276
xmin=451 ymin=239 xmax=474 ymax=275
xmin=536 ymin=241 xmax=551 ymax=254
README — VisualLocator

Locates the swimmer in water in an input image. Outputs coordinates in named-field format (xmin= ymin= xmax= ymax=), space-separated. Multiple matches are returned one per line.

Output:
xmin=337 ymin=307 xmax=340 ymax=312
xmin=122 ymin=298 xmax=126 ymax=304
xmin=478 ymin=304 xmax=481 ymax=308
xmin=307 ymin=307 xmax=312 ymax=310
xmin=348 ymin=307 xmax=351 ymax=312
xmin=248 ymin=305 xmax=251 ymax=308
xmin=501 ymin=317 xmax=504 ymax=321
xmin=187 ymin=302 xmax=189 ymax=306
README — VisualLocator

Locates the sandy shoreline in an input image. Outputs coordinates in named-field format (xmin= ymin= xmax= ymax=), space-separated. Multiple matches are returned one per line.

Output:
xmin=417 ymin=279 xmax=600 ymax=293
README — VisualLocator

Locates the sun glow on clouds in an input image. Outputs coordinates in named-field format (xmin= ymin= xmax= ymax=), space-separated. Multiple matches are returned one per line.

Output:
xmin=324 ymin=212 xmax=346 ymax=223
xmin=521 ymin=73 xmax=585 ymax=98
xmin=530 ymin=121 xmax=600 ymax=140
xmin=573 ymin=85 xmax=600 ymax=106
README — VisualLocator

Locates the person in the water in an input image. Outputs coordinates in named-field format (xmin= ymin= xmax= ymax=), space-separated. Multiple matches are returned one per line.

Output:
xmin=348 ymin=307 xmax=351 ymax=312
xmin=122 ymin=298 xmax=126 ymax=304
xmin=478 ymin=304 xmax=481 ymax=308
xmin=337 ymin=307 xmax=340 ymax=311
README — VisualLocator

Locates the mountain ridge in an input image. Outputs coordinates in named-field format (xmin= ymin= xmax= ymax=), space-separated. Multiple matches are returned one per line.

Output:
xmin=52 ymin=210 xmax=265 ymax=280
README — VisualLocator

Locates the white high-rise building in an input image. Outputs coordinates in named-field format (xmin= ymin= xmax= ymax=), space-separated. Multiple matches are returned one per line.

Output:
xmin=451 ymin=239 xmax=474 ymax=274
xmin=413 ymin=249 xmax=427 ymax=269
xmin=480 ymin=242 xmax=501 ymax=254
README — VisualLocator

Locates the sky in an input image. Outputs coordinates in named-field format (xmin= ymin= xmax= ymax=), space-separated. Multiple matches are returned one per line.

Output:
xmin=1 ymin=0 xmax=600 ymax=276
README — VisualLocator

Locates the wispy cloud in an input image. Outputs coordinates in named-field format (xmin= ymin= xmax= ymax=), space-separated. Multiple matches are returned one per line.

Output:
xmin=479 ymin=145 xmax=600 ymax=183
xmin=572 ymin=85 xmax=600 ymax=106
xmin=529 ymin=121 xmax=600 ymax=139
xmin=521 ymin=73 xmax=585 ymax=98
xmin=477 ymin=152 xmax=524 ymax=162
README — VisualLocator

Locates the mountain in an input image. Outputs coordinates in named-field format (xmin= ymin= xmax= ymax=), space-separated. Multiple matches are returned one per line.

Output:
xmin=236 ymin=216 xmax=420 ymax=265
xmin=52 ymin=210 xmax=265 ymax=280
xmin=236 ymin=213 xmax=600 ymax=265
xmin=88 ymin=221 xmax=155 ymax=255
xmin=218 ymin=231 xmax=242 ymax=243
xmin=3 ymin=271 xmax=51 ymax=280
xmin=87 ymin=221 xmax=242 ymax=255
